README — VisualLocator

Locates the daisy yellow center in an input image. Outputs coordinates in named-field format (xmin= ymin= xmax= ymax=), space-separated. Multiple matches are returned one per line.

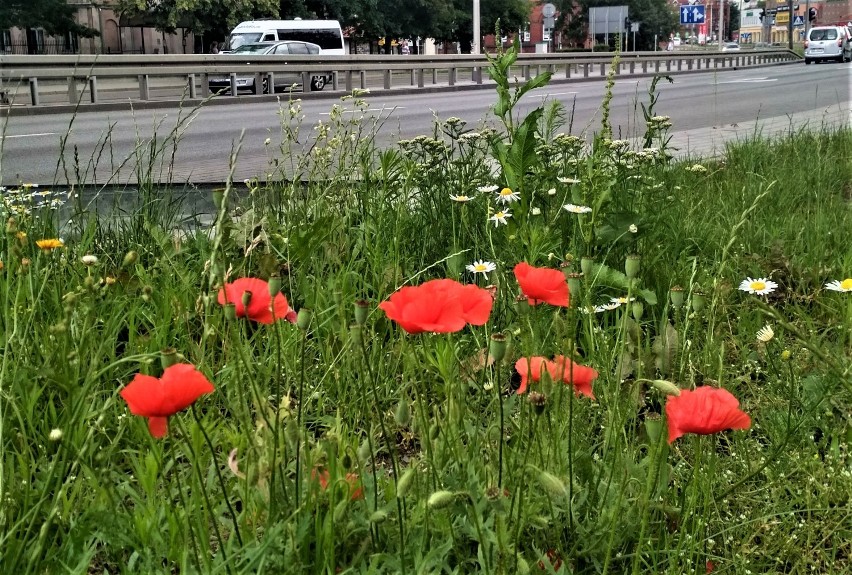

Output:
xmin=842 ymin=279 xmax=852 ymax=290
xmin=499 ymin=188 xmax=513 ymax=196
xmin=495 ymin=211 xmax=505 ymax=218
xmin=750 ymin=281 xmax=766 ymax=291
xmin=474 ymin=264 xmax=488 ymax=272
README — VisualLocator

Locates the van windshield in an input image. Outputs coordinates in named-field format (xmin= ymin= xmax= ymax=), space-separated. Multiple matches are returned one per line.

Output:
xmin=228 ymin=33 xmax=263 ymax=50
xmin=809 ymin=29 xmax=838 ymax=41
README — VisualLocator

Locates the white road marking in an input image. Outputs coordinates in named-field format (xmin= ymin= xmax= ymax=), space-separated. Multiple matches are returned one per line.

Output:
xmin=3 ymin=132 xmax=58 ymax=139
xmin=717 ymin=78 xmax=778 ymax=83
xmin=319 ymin=107 xmax=405 ymax=115
xmin=537 ymin=92 xmax=578 ymax=97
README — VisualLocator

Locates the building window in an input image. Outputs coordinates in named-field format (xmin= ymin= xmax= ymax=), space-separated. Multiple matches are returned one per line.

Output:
xmin=64 ymin=31 xmax=79 ymax=53
xmin=0 ymin=30 xmax=11 ymax=52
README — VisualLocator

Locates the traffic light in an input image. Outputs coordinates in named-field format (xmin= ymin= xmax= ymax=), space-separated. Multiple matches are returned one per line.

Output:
xmin=808 ymin=7 xmax=817 ymax=21
xmin=759 ymin=9 xmax=765 ymax=22
xmin=624 ymin=17 xmax=630 ymax=30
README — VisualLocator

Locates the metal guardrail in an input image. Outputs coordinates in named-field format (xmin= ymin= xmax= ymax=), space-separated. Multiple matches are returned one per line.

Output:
xmin=0 ymin=50 xmax=801 ymax=108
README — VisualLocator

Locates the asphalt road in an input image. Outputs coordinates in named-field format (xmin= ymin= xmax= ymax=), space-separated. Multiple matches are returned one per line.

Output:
xmin=1 ymin=61 xmax=849 ymax=186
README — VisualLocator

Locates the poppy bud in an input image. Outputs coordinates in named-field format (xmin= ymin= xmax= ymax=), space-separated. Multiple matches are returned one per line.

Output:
xmin=780 ymin=349 xmax=791 ymax=361
xmin=333 ymin=499 xmax=349 ymax=522
xmin=691 ymin=291 xmax=706 ymax=313
xmin=669 ymin=286 xmax=684 ymax=309
xmin=517 ymin=557 xmax=530 ymax=575
xmin=349 ymin=323 xmax=363 ymax=346
xmin=528 ymin=391 xmax=547 ymax=415
xmin=427 ymin=490 xmax=456 ymax=509
xmin=212 ymin=188 xmax=226 ymax=210
xmin=296 ymin=308 xmax=312 ymax=330
xmin=429 ymin=423 xmax=441 ymax=440
xmin=241 ymin=290 xmax=252 ymax=308
xmin=224 ymin=302 xmax=237 ymax=321
xmin=625 ymin=254 xmax=641 ymax=279
xmin=369 ymin=510 xmax=388 ymax=524
xmin=122 ymin=250 xmax=138 ymax=268
xmin=6 ymin=216 xmax=17 ymax=235
xmin=20 ymin=258 xmax=31 ymax=272
xmin=580 ymin=256 xmax=595 ymax=276
xmin=396 ymin=467 xmax=416 ymax=498
xmin=354 ymin=299 xmax=369 ymax=325
xmin=489 ymin=332 xmax=508 ymax=363
xmin=48 ymin=428 xmax=63 ymax=442
xmin=632 ymin=301 xmax=644 ymax=322
xmin=394 ymin=399 xmax=411 ymax=426
xmin=268 ymin=274 xmax=282 ymax=297
xmin=160 ymin=347 xmax=179 ymax=369
xmin=341 ymin=452 xmax=353 ymax=470
xmin=535 ymin=469 xmax=567 ymax=497
xmin=650 ymin=379 xmax=681 ymax=396
xmin=357 ymin=438 xmax=371 ymax=462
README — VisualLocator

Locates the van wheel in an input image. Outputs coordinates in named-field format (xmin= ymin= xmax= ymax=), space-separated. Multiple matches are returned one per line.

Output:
xmin=310 ymin=75 xmax=326 ymax=91
xmin=804 ymin=58 xmax=812 ymax=65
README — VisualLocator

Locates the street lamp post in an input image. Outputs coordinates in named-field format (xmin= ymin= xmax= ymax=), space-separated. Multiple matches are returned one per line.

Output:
xmin=473 ymin=0 xmax=481 ymax=54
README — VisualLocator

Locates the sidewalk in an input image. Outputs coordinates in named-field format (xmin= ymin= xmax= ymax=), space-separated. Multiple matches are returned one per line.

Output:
xmin=669 ymin=100 xmax=851 ymax=159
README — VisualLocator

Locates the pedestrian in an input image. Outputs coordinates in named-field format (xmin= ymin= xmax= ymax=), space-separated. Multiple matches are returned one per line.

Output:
xmin=401 ymin=40 xmax=410 ymax=55
xmin=210 ymin=41 xmax=219 ymax=54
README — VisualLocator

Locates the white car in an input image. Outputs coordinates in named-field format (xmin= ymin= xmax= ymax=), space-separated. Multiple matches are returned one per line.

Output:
xmin=208 ymin=41 xmax=331 ymax=94
xmin=722 ymin=42 xmax=741 ymax=52
xmin=804 ymin=26 xmax=852 ymax=64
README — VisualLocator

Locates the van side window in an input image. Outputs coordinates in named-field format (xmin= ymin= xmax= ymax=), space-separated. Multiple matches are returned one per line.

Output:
xmin=263 ymin=34 xmax=276 ymax=41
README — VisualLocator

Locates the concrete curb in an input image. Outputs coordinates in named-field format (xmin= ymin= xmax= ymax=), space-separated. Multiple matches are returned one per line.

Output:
xmin=0 ymin=60 xmax=802 ymax=117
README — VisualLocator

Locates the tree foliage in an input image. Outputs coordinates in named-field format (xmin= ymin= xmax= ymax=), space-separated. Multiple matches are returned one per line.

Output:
xmin=0 ymin=0 xmax=99 ymax=37
xmin=552 ymin=0 xmax=679 ymax=50
xmin=116 ymin=0 xmax=279 ymax=39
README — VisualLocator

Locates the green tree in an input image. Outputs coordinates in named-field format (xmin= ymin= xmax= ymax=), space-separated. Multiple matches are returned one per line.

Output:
xmin=0 ymin=0 xmax=99 ymax=37
xmin=116 ymin=0 xmax=279 ymax=41
xmin=552 ymin=0 xmax=678 ymax=51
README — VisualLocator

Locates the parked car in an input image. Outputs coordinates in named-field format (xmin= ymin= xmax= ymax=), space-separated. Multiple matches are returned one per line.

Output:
xmin=208 ymin=41 xmax=331 ymax=94
xmin=722 ymin=42 xmax=741 ymax=52
xmin=804 ymin=26 xmax=852 ymax=64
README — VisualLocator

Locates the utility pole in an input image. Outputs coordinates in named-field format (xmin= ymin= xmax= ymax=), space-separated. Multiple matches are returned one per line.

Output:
xmin=719 ymin=0 xmax=725 ymax=47
xmin=787 ymin=0 xmax=794 ymax=48
xmin=473 ymin=0 xmax=481 ymax=54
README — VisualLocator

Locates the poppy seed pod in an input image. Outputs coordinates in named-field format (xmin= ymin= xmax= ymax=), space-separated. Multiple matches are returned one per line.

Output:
xmin=160 ymin=347 xmax=179 ymax=369
xmin=489 ymin=332 xmax=508 ymax=363
xmin=580 ymin=257 xmax=595 ymax=276
xmin=691 ymin=291 xmax=706 ymax=313
xmin=565 ymin=272 xmax=583 ymax=302
xmin=514 ymin=294 xmax=530 ymax=313
xmin=369 ymin=510 xmax=388 ymax=524
xmin=224 ymin=302 xmax=237 ymax=321
xmin=241 ymin=290 xmax=253 ymax=309
xmin=625 ymin=254 xmax=641 ymax=279
xmin=669 ymin=286 xmax=685 ymax=309
xmin=632 ymin=301 xmax=645 ymax=322
xmin=268 ymin=274 xmax=282 ymax=297
xmin=296 ymin=308 xmax=312 ymax=330
xmin=528 ymin=391 xmax=547 ymax=415
xmin=427 ymin=490 xmax=456 ymax=509
xmin=349 ymin=323 xmax=363 ymax=346
xmin=644 ymin=413 xmax=664 ymax=444
xmin=354 ymin=299 xmax=369 ymax=326
xmin=536 ymin=469 xmax=567 ymax=497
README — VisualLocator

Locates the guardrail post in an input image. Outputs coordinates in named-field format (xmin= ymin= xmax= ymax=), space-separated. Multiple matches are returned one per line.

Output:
xmin=383 ymin=69 xmax=391 ymax=90
xmin=687 ymin=59 xmax=692 ymax=70
xmin=332 ymin=72 xmax=338 ymax=91
xmin=417 ymin=68 xmax=424 ymax=88
xmin=410 ymin=69 xmax=416 ymax=86
xmin=301 ymin=72 xmax=311 ymax=93
xmin=475 ymin=66 xmax=483 ymax=84
xmin=88 ymin=76 xmax=98 ymax=103
xmin=600 ymin=63 xmax=605 ymax=76
xmin=139 ymin=74 xmax=151 ymax=100
xmin=266 ymin=72 xmax=275 ymax=94
xmin=29 ymin=78 xmax=40 ymax=106
xmin=584 ymin=63 xmax=589 ymax=77
xmin=666 ymin=59 xmax=671 ymax=71
xmin=432 ymin=69 xmax=437 ymax=84
xmin=677 ymin=59 xmax=682 ymax=71
xmin=522 ymin=65 xmax=530 ymax=80
xmin=229 ymin=73 xmax=238 ymax=96
xmin=67 ymin=76 xmax=78 ymax=104
xmin=654 ymin=61 xmax=660 ymax=72
xmin=642 ymin=61 xmax=647 ymax=73
xmin=254 ymin=73 xmax=263 ymax=94
xmin=696 ymin=58 xmax=701 ymax=70
xmin=449 ymin=68 xmax=456 ymax=86
xmin=615 ymin=62 xmax=621 ymax=75
xmin=630 ymin=61 xmax=635 ymax=73
xmin=565 ymin=63 xmax=571 ymax=78
xmin=345 ymin=71 xmax=353 ymax=92
xmin=359 ymin=71 xmax=366 ymax=90
xmin=187 ymin=74 xmax=197 ymax=99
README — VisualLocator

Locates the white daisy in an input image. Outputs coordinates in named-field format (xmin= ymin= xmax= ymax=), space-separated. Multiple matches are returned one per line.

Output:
xmin=477 ymin=184 xmax=499 ymax=193
xmin=563 ymin=204 xmax=592 ymax=214
xmin=547 ymin=188 xmax=557 ymax=196
xmin=530 ymin=207 xmax=542 ymax=216
xmin=628 ymin=224 xmax=638 ymax=233
xmin=756 ymin=324 xmax=775 ymax=343
xmin=490 ymin=209 xmax=512 ymax=226
xmin=595 ymin=302 xmax=622 ymax=313
xmin=610 ymin=296 xmax=636 ymax=305
xmin=466 ymin=260 xmax=497 ymax=275
xmin=81 ymin=254 xmax=98 ymax=266
xmin=738 ymin=277 xmax=778 ymax=295
xmin=495 ymin=187 xmax=520 ymax=204
xmin=825 ymin=278 xmax=852 ymax=292
xmin=557 ymin=177 xmax=580 ymax=184
xmin=450 ymin=194 xmax=474 ymax=202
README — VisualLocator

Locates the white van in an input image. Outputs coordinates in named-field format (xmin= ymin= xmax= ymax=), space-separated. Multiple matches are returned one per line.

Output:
xmin=226 ymin=20 xmax=345 ymax=55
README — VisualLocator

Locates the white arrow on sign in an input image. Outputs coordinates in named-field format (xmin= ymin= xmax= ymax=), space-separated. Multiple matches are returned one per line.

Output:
xmin=693 ymin=8 xmax=705 ymax=21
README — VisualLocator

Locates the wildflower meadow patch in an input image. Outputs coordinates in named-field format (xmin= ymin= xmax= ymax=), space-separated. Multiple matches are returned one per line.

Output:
xmin=1 ymin=42 xmax=851 ymax=574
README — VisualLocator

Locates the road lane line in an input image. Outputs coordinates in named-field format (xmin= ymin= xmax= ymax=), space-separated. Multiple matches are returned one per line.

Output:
xmin=3 ymin=132 xmax=58 ymax=139
xmin=536 ymin=92 xmax=577 ymax=97
xmin=319 ymin=107 xmax=406 ymax=115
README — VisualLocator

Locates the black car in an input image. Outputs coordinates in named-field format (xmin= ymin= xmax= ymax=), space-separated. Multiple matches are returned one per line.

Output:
xmin=208 ymin=41 xmax=331 ymax=94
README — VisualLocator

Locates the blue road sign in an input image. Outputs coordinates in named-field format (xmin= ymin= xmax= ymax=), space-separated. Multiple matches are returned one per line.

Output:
xmin=793 ymin=15 xmax=805 ymax=27
xmin=680 ymin=5 xmax=706 ymax=25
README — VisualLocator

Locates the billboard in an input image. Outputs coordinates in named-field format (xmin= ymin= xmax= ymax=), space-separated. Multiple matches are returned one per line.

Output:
xmin=589 ymin=6 xmax=630 ymax=35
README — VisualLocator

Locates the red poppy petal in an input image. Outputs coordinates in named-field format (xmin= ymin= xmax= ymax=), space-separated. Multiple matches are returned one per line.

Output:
xmin=120 ymin=374 xmax=166 ymax=417
xmin=159 ymin=364 xmax=215 ymax=415
xmin=147 ymin=416 xmax=169 ymax=438
xmin=456 ymin=284 xmax=494 ymax=325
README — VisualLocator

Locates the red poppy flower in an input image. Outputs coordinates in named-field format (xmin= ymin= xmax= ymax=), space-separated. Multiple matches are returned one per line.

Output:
xmin=119 ymin=363 xmax=215 ymax=438
xmin=513 ymin=262 xmax=570 ymax=307
xmin=549 ymin=355 xmax=598 ymax=399
xmin=313 ymin=468 xmax=364 ymax=500
xmin=217 ymin=277 xmax=296 ymax=324
xmin=665 ymin=386 xmax=751 ymax=444
xmin=514 ymin=356 xmax=552 ymax=394
xmin=379 ymin=278 xmax=493 ymax=334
